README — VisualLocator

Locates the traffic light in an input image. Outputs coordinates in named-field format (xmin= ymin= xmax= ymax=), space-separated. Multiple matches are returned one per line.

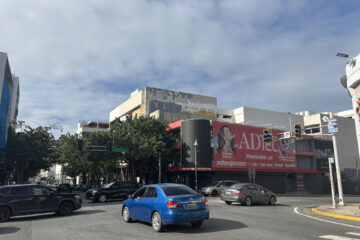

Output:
xmin=263 ymin=128 xmax=273 ymax=143
xmin=76 ymin=139 xmax=83 ymax=151
xmin=106 ymin=141 xmax=113 ymax=152
xmin=294 ymin=123 xmax=303 ymax=139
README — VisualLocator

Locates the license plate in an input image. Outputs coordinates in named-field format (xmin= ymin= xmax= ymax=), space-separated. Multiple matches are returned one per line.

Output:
xmin=186 ymin=203 xmax=197 ymax=209
xmin=226 ymin=191 xmax=231 ymax=195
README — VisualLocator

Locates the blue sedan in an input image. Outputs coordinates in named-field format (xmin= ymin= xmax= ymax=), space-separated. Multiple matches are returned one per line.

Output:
xmin=122 ymin=183 xmax=209 ymax=232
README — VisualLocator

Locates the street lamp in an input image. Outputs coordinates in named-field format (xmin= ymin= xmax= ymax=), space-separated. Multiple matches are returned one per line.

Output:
xmin=193 ymin=139 xmax=198 ymax=192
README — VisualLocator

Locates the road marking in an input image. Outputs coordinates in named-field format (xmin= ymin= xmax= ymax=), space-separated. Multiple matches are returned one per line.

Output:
xmin=319 ymin=235 xmax=359 ymax=240
xmin=347 ymin=233 xmax=360 ymax=236
xmin=293 ymin=207 xmax=360 ymax=229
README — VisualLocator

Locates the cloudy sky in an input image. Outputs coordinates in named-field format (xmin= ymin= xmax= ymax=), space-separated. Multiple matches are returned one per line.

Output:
xmin=1 ymin=0 xmax=360 ymax=136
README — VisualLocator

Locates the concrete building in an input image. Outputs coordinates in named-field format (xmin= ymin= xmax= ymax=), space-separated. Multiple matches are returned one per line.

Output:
xmin=0 ymin=52 xmax=19 ymax=150
xmin=76 ymin=121 xmax=109 ymax=135
xmin=110 ymin=87 xmax=221 ymax=123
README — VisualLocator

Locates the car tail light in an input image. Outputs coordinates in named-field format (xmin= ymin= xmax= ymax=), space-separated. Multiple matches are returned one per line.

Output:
xmin=167 ymin=200 xmax=178 ymax=209
xmin=235 ymin=190 xmax=242 ymax=195
xmin=221 ymin=191 xmax=224 ymax=195
xmin=203 ymin=199 xmax=208 ymax=206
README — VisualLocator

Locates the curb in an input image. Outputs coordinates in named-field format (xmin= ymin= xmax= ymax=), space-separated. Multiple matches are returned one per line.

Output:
xmin=312 ymin=208 xmax=360 ymax=222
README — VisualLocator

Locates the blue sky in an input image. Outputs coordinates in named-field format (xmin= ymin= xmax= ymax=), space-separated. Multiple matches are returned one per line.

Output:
xmin=1 ymin=0 xmax=360 ymax=136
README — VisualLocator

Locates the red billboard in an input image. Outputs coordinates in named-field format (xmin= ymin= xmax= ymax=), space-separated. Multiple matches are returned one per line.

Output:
xmin=213 ymin=121 xmax=296 ymax=171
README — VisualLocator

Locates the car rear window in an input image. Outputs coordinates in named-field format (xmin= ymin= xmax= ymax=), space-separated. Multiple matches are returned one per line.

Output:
xmin=230 ymin=184 xmax=246 ymax=189
xmin=161 ymin=185 xmax=196 ymax=196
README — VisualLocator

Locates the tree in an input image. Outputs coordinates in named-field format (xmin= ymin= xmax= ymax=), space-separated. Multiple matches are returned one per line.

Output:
xmin=111 ymin=116 xmax=176 ymax=184
xmin=3 ymin=123 xmax=56 ymax=184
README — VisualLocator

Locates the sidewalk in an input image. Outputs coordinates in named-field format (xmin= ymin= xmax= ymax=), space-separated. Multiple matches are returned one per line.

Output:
xmin=312 ymin=204 xmax=360 ymax=221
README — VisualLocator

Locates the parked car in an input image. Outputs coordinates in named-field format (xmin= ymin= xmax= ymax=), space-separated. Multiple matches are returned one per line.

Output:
xmin=57 ymin=183 xmax=72 ymax=193
xmin=122 ymin=183 xmax=209 ymax=232
xmin=0 ymin=184 xmax=82 ymax=222
xmin=220 ymin=183 xmax=276 ymax=206
xmin=200 ymin=180 xmax=239 ymax=196
xmin=86 ymin=181 xmax=139 ymax=202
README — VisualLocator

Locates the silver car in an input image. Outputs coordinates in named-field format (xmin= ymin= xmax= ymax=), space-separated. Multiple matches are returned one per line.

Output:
xmin=200 ymin=180 xmax=239 ymax=196
xmin=220 ymin=183 xmax=276 ymax=206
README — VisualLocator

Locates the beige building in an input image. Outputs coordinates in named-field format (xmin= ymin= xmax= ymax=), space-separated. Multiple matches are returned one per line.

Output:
xmin=77 ymin=121 xmax=109 ymax=135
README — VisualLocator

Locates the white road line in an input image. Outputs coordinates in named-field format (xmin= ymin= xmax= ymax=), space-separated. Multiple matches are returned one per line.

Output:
xmin=319 ymin=235 xmax=359 ymax=240
xmin=347 ymin=233 xmax=360 ymax=236
xmin=293 ymin=207 xmax=360 ymax=229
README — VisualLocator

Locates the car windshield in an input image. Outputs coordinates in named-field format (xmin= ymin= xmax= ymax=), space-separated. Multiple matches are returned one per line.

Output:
xmin=230 ymin=184 xmax=246 ymax=189
xmin=162 ymin=185 xmax=197 ymax=196
xmin=103 ymin=182 xmax=114 ymax=188
xmin=210 ymin=181 xmax=220 ymax=186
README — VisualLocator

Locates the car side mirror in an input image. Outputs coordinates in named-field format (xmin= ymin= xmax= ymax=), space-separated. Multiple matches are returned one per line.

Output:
xmin=50 ymin=191 xmax=56 ymax=196
xmin=128 ymin=194 xmax=134 ymax=199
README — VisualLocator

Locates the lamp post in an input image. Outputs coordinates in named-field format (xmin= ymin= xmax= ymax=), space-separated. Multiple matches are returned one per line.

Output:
xmin=194 ymin=139 xmax=198 ymax=192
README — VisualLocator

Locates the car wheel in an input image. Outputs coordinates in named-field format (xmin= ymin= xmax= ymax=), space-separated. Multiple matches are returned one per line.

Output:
xmin=98 ymin=194 xmax=107 ymax=203
xmin=211 ymin=190 xmax=218 ymax=197
xmin=269 ymin=196 xmax=276 ymax=205
xmin=190 ymin=220 xmax=203 ymax=228
xmin=245 ymin=196 xmax=252 ymax=206
xmin=58 ymin=202 xmax=74 ymax=216
xmin=122 ymin=206 xmax=132 ymax=223
xmin=152 ymin=212 xmax=164 ymax=232
xmin=0 ymin=207 xmax=11 ymax=222
xmin=225 ymin=201 xmax=232 ymax=205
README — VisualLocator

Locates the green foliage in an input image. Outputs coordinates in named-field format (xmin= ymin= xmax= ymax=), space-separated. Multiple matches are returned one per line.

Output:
xmin=1 ymin=122 xmax=56 ymax=184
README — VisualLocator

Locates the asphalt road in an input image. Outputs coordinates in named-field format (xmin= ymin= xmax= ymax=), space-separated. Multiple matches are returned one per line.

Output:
xmin=1 ymin=195 xmax=360 ymax=240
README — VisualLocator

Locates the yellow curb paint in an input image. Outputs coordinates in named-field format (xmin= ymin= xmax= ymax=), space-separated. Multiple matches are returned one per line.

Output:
xmin=312 ymin=208 xmax=360 ymax=222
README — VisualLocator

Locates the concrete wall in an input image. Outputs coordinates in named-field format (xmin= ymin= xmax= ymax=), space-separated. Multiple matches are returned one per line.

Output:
xmin=234 ymin=106 xmax=304 ymax=131
xmin=109 ymin=89 xmax=145 ymax=122
xmin=145 ymin=87 xmax=218 ymax=122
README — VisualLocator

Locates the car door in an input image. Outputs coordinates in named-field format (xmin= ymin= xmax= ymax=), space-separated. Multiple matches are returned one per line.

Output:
xmin=7 ymin=186 xmax=33 ymax=214
xmin=129 ymin=187 xmax=146 ymax=219
xmin=108 ymin=183 xmax=122 ymax=199
xmin=245 ymin=185 xmax=258 ymax=202
xmin=140 ymin=187 xmax=157 ymax=222
xmin=29 ymin=186 xmax=58 ymax=212
xmin=255 ymin=185 xmax=269 ymax=203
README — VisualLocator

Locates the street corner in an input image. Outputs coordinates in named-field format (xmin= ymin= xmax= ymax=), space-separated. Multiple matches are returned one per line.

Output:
xmin=311 ymin=204 xmax=360 ymax=222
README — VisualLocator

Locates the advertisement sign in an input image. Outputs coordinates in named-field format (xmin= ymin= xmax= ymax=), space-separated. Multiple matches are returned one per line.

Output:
xmin=212 ymin=121 xmax=296 ymax=171
xmin=327 ymin=118 xmax=338 ymax=133
xmin=314 ymin=140 xmax=333 ymax=171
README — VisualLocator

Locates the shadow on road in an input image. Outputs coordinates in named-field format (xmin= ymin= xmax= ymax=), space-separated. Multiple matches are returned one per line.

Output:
xmin=0 ymin=227 xmax=20 ymax=235
xmin=83 ymin=199 xmax=124 ymax=207
xmin=130 ymin=217 xmax=247 ymax=233
xmin=165 ymin=217 xmax=247 ymax=233
xmin=9 ymin=209 xmax=106 ymax=222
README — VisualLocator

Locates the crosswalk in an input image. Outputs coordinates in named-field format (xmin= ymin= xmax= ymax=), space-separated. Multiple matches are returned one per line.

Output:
xmin=319 ymin=232 xmax=360 ymax=239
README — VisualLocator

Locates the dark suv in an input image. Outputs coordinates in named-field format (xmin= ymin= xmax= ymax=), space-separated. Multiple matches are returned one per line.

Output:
xmin=0 ymin=184 xmax=82 ymax=222
xmin=86 ymin=181 xmax=139 ymax=202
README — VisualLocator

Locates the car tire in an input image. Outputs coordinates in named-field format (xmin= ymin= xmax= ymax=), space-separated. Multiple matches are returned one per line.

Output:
xmin=244 ymin=196 xmax=252 ymax=206
xmin=190 ymin=220 xmax=203 ymax=228
xmin=58 ymin=202 xmax=74 ymax=216
xmin=0 ymin=206 xmax=11 ymax=222
xmin=269 ymin=196 xmax=276 ymax=205
xmin=225 ymin=201 xmax=232 ymax=205
xmin=211 ymin=190 xmax=218 ymax=197
xmin=122 ymin=206 xmax=132 ymax=223
xmin=98 ymin=194 xmax=107 ymax=203
xmin=152 ymin=212 xmax=164 ymax=232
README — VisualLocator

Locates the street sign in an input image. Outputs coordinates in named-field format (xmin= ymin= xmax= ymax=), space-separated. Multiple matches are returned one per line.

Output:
xmin=327 ymin=118 xmax=338 ymax=133
xmin=322 ymin=116 xmax=329 ymax=122
xmin=114 ymin=146 xmax=129 ymax=152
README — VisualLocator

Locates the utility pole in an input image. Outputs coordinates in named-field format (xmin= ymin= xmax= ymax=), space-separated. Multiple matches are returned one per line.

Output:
xmin=158 ymin=152 xmax=161 ymax=184
xmin=329 ymin=112 xmax=344 ymax=206
xmin=194 ymin=139 xmax=198 ymax=192
xmin=328 ymin=158 xmax=336 ymax=208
